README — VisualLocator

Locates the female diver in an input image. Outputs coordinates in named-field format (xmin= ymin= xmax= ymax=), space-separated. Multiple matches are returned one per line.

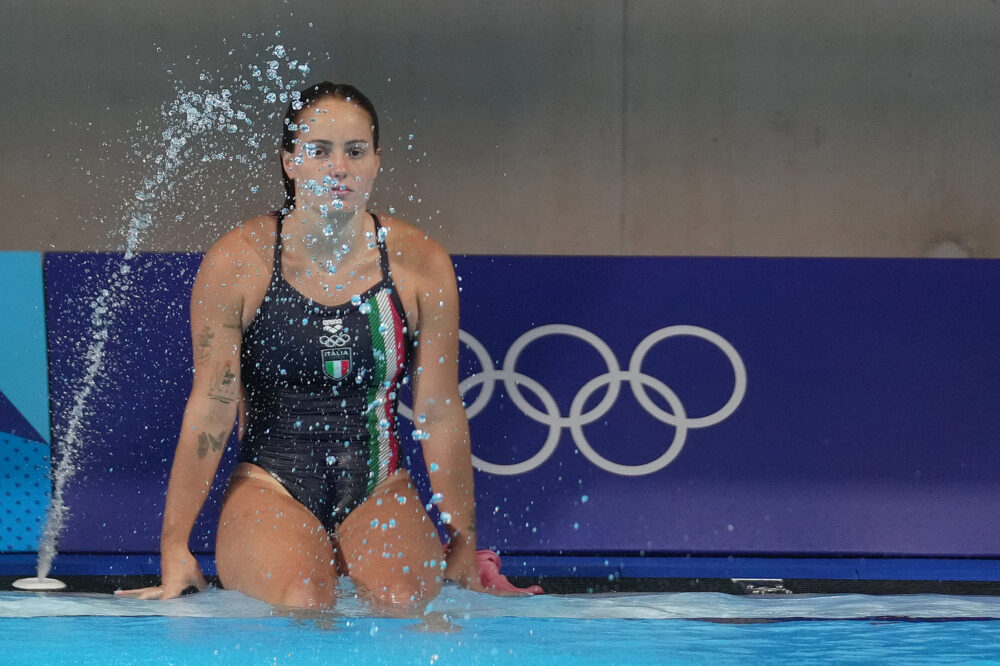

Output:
xmin=119 ymin=82 xmax=538 ymax=610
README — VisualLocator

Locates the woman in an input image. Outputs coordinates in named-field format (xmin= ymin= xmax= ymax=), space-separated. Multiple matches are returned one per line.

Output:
xmin=119 ymin=82 xmax=537 ymax=610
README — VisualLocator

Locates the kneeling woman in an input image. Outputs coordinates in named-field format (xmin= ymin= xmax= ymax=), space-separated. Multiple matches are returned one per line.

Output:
xmin=122 ymin=82 xmax=505 ymax=610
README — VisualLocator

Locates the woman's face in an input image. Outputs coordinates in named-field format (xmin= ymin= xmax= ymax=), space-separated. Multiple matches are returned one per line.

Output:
xmin=282 ymin=96 xmax=380 ymax=216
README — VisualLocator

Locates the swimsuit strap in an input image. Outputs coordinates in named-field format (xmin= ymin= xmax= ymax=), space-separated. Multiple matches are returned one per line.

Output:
xmin=370 ymin=212 xmax=414 ymax=345
xmin=371 ymin=212 xmax=395 ymax=286
xmin=271 ymin=210 xmax=286 ymax=285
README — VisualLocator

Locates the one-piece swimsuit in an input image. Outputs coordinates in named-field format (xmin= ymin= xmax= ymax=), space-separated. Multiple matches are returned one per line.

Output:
xmin=238 ymin=211 xmax=412 ymax=532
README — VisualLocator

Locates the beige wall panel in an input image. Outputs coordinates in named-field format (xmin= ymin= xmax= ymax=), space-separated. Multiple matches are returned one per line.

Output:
xmin=4 ymin=2 xmax=1000 ymax=256
xmin=340 ymin=2 xmax=626 ymax=255
xmin=624 ymin=2 xmax=1000 ymax=257
xmin=0 ymin=1 xmax=624 ymax=254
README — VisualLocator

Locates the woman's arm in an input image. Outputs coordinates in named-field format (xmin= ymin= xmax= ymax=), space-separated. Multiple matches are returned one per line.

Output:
xmin=408 ymin=245 xmax=485 ymax=589
xmin=118 ymin=240 xmax=245 ymax=599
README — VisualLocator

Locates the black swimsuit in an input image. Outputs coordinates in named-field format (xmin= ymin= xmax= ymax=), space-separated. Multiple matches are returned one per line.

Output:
xmin=238 ymin=211 xmax=412 ymax=532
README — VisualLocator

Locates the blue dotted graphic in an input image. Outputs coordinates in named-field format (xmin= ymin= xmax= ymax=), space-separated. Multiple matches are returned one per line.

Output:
xmin=0 ymin=252 xmax=50 ymax=551
xmin=1 ymin=433 xmax=49 ymax=551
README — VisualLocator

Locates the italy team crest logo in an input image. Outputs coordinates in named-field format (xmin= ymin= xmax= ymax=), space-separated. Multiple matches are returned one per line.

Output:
xmin=322 ymin=348 xmax=352 ymax=380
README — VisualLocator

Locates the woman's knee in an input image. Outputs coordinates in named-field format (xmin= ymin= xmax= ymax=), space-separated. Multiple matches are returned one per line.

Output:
xmin=215 ymin=479 xmax=339 ymax=608
xmin=338 ymin=475 xmax=447 ymax=610
xmin=357 ymin=561 xmax=444 ymax=609
xmin=276 ymin=572 xmax=338 ymax=609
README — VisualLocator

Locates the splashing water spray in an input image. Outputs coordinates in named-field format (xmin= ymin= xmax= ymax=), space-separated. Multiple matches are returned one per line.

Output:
xmin=14 ymin=38 xmax=319 ymax=591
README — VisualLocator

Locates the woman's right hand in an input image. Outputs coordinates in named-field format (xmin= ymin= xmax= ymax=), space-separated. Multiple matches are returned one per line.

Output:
xmin=115 ymin=547 xmax=208 ymax=600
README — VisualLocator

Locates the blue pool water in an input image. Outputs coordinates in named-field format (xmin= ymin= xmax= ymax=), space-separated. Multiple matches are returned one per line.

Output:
xmin=4 ymin=586 xmax=1000 ymax=664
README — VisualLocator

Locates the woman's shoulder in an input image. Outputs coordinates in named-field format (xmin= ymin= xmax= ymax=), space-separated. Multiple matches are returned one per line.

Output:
xmin=377 ymin=214 xmax=453 ymax=278
xmin=193 ymin=214 xmax=277 ymax=306
xmin=203 ymin=213 xmax=278 ymax=268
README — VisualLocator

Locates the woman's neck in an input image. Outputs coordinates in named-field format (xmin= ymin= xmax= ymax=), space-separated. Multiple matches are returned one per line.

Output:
xmin=282 ymin=205 xmax=372 ymax=275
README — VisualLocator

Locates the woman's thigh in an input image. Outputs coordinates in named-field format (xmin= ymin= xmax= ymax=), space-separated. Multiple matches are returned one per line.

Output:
xmin=335 ymin=470 xmax=445 ymax=611
xmin=216 ymin=473 xmax=338 ymax=609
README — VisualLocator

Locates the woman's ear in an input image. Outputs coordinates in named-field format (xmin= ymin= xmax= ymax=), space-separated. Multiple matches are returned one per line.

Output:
xmin=279 ymin=148 xmax=295 ymax=178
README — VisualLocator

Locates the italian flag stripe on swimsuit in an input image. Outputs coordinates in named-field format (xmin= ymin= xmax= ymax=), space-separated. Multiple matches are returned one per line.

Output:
xmin=363 ymin=288 xmax=404 ymax=492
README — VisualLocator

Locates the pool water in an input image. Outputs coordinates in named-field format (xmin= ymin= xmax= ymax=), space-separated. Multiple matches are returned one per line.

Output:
xmin=4 ymin=586 xmax=1000 ymax=664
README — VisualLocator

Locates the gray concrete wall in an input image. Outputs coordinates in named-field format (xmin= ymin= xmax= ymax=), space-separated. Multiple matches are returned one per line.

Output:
xmin=2 ymin=1 xmax=998 ymax=256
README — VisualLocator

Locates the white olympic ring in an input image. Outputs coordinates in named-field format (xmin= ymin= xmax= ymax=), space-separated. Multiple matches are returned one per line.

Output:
xmin=319 ymin=332 xmax=352 ymax=347
xmin=399 ymin=325 xmax=747 ymax=477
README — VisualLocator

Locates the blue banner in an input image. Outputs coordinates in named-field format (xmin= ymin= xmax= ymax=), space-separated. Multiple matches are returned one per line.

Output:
xmin=456 ymin=256 xmax=1000 ymax=556
xmin=42 ymin=254 xmax=1000 ymax=557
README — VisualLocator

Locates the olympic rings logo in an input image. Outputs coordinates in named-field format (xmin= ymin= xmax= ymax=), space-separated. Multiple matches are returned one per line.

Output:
xmin=400 ymin=324 xmax=747 ymax=477
xmin=319 ymin=332 xmax=351 ymax=348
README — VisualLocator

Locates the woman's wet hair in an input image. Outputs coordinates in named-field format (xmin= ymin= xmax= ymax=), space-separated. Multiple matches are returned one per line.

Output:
xmin=278 ymin=82 xmax=380 ymax=212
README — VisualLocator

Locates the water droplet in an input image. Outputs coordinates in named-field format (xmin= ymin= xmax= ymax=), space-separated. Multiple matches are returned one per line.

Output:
xmin=359 ymin=302 xmax=372 ymax=314
xmin=350 ymin=294 xmax=362 ymax=306
xmin=581 ymin=495 xmax=589 ymax=503
xmin=440 ymin=512 xmax=452 ymax=525
xmin=430 ymin=492 xmax=444 ymax=505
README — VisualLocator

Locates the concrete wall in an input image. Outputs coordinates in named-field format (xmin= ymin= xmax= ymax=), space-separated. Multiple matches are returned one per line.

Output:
xmin=2 ymin=1 xmax=999 ymax=256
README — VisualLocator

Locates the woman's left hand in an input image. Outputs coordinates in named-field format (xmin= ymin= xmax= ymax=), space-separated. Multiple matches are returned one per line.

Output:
xmin=443 ymin=537 xmax=482 ymax=587
xmin=445 ymin=539 xmax=543 ymax=595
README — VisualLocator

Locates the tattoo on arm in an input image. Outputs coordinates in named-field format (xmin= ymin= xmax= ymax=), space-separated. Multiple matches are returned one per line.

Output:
xmin=196 ymin=430 xmax=227 ymax=459
xmin=197 ymin=325 xmax=214 ymax=361
xmin=207 ymin=361 xmax=239 ymax=404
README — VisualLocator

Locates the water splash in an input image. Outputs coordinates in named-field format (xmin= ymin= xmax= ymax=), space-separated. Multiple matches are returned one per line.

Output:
xmin=34 ymin=39 xmax=327 ymax=581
